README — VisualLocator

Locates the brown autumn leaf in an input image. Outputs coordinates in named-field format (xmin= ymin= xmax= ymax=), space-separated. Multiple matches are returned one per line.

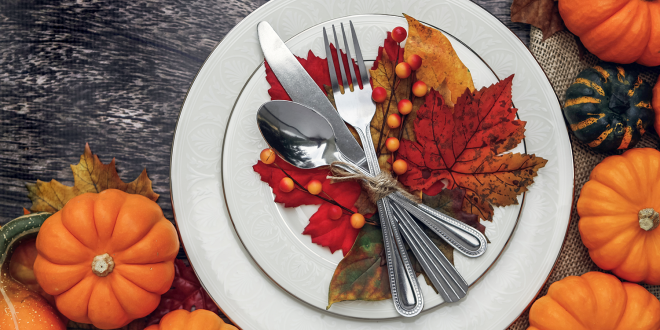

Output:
xmin=326 ymin=224 xmax=390 ymax=309
xmin=26 ymin=143 xmax=159 ymax=212
xmin=403 ymin=14 xmax=475 ymax=105
xmin=510 ymin=0 xmax=565 ymax=40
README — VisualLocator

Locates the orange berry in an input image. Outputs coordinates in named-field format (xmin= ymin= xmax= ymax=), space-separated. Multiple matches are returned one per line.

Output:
xmin=307 ymin=180 xmax=322 ymax=195
xmin=328 ymin=205 xmax=342 ymax=220
xmin=387 ymin=113 xmax=402 ymax=129
xmin=279 ymin=177 xmax=294 ymax=192
xmin=386 ymin=137 xmax=400 ymax=152
xmin=412 ymin=81 xmax=428 ymax=97
xmin=395 ymin=62 xmax=411 ymax=79
xmin=350 ymin=213 xmax=366 ymax=229
xmin=372 ymin=86 xmax=387 ymax=103
xmin=260 ymin=148 xmax=276 ymax=164
xmin=398 ymin=99 xmax=412 ymax=115
xmin=392 ymin=159 xmax=408 ymax=175
xmin=407 ymin=54 xmax=422 ymax=70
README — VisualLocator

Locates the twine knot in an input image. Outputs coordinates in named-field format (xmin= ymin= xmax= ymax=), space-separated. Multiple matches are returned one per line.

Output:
xmin=328 ymin=161 xmax=421 ymax=204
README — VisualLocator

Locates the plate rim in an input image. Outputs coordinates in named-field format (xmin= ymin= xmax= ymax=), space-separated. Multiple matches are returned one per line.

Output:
xmin=169 ymin=1 xmax=575 ymax=328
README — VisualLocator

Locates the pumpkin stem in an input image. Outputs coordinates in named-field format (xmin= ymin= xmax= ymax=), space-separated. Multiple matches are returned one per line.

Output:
xmin=92 ymin=253 xmax=115 ymax=277
xmin=638 ymin=208 xmax=659 ymax=231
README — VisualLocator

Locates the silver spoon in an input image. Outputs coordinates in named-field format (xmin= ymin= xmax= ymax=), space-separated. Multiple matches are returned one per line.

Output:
xmin=256 ymin=100 xmax=471 ymax=303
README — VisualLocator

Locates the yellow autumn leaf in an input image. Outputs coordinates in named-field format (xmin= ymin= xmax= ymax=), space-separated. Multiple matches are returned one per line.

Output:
xmin=403 ymin=14 xmax=475 ymax=104
xmin=26 ymin=143 xmax=159 ymax=212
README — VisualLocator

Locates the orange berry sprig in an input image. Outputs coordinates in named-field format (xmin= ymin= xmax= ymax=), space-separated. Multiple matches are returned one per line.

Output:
xmin=262 ymin=149 xmax=373 ymax=228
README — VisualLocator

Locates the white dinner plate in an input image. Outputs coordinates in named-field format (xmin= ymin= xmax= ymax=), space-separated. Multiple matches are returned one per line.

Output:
xmin=170 ymin=0 xmax=574 ymax=329
xmin=223 ymin=14 xmax=524 ymax=319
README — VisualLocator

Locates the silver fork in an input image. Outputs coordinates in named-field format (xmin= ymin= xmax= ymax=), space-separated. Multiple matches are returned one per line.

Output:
xmin=324 ymin=21 xmax=470 ymax=304
xmin=324 ymin=23 xmax=423 ymax=316
xmin=324 ymin=24 xmax=487 ymax=260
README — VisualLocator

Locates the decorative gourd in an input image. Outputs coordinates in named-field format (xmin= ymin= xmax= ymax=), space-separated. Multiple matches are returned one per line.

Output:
xmin=527 ymin=272 xmax=660 ymax=330
xmin=563 ymin=63 xmax=653 ymax=152
xmin=558 ymin=0 xmax=660 ymax=66
xmin=0 ymin=212 xmax=67 ymax=330
xmin=578 ymin=148 xmax=660 ymax=284
xmin=654 ymin=75 xmax=660 ymax=135
xmin=33 ymin=189 xmax=180 ymax=329
xmin=9 ymin=238 xmax=56 ymax=305
xmin=144 ymin=309 xmax=238 ymax=330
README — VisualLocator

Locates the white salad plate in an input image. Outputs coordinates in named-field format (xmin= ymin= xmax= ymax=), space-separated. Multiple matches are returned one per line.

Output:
xmin=170 ymin=0 xmax=574 ymax=329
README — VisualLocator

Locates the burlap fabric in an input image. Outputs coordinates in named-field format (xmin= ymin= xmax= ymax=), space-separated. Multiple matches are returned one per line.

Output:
xmin=507 ymin=27 xmax=660 ymax=330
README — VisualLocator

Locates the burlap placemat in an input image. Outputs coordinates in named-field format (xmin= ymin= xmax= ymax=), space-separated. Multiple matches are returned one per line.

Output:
xmin=507 ymin=27 xmax=660 ymax=330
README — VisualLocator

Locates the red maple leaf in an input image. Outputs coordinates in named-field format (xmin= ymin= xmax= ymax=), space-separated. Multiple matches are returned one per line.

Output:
xmin=398 ymin=75 xmax=547 ymax=221
xmin=253 ymin=156 xmax=362 ymax=255
xmin=265 ymin=44 xmax=362 ymax=101
xmin=147 ymin=259 xmax=219 ymax=325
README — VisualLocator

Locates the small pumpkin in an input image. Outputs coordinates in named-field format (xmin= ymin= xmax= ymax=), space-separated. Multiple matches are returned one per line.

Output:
xmin=0 ymin=212 xmax=67 ymax=330
xmin=558 ymin=0 xmax=660 ymax=66
xmin=33 ymin=189 xmax=180 ymax=329
xmin=578 ymin=148 xmax=660 ymax=284
xmin=528 ymin=271 xmax=660 ymax=330
xmin=653 ymin=75 xmax=660 ymax=135
xmin=145 ymin=309 xmax=237 ymax=330
xmin=563 ymin=63 xmax=653 ymax=152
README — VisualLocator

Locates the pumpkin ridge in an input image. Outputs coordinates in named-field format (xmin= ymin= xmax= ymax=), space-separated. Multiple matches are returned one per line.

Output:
xmin=575 ymin=78 xmax=605 ymax=96
xmin=583 ymin=1 xmax=641 ymax=55
xmin=591 ymin=159 xmax=644 ymax=206
xmin=108 ymin=272 xmax=158 ymax=319
xmin=591 ymin=227 xmax=640 ymax=268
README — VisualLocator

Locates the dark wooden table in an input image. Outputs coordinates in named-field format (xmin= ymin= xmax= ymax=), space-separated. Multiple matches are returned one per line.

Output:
xmin=0 ymin=0 xmax=529 ymax=326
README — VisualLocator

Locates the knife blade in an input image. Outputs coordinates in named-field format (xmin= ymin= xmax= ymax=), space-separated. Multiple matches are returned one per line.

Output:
xmin=257 ymin=21 xmax=368 ymax=169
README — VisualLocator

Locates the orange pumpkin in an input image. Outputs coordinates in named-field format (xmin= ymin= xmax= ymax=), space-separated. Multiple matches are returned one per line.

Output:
xmin=654 ymin=75 xmax=660 ymax=135
xmin=578 ymin=148 xmax=660 ymax=284
xmin=558 ymin=0 xmax=660 ymax=66
xmin=528 ymin=272 xmax=660 ymax=330
xmin=33 ymin=189 xmax=180 ymax=329
xmin=144 ymin=309 xmax=238 ymax=330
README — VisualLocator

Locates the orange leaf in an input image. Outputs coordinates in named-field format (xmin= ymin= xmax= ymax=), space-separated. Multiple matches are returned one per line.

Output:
xmin=398 ymin=76 xmax=547 ymax=220
xmin=26 ymin=143 xmax=159 ymax=212
xmin=403 ymin=14 xmax=475 ymax=105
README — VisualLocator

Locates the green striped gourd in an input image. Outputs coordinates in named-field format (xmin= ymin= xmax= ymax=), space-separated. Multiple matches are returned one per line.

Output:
xmin=563 ymin=63 xmax=653 ymax=152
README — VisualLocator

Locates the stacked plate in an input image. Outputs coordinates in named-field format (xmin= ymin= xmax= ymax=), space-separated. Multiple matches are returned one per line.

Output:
xmin=170 ymin=1 xmax=574 ymax=329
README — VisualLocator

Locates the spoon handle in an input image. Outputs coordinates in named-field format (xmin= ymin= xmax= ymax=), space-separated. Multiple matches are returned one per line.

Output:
xmin=377 ymin=198 xmax=424 ymax=316
xmin=390 ymin=202 xmax=469 ymax=303
xmin=333 ymin=159 xmax=487 ymax=258
xmin=354 ymin=127 xmax=424 ymax=317
xmin=389 ymin=193 xmax=487 ymax=258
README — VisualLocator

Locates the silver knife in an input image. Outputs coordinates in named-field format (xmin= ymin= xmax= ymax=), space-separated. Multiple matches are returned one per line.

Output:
xmin=257 ymin=21 xmax=368 ymax=170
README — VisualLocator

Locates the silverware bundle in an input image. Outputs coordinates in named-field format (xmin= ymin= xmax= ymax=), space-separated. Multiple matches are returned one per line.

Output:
xmin=256 ymin=20 xmax=487 ymax=317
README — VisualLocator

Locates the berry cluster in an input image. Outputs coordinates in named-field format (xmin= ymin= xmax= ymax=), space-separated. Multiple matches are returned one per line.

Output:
xmin=259 ymin=148 xmax=367 ymax=229
xmin=371 ymin=26 xmax=427 ymax=177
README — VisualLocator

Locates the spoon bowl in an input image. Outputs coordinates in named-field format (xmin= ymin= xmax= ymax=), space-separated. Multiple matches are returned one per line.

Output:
xmin=257 ymin=100 xmax=341 ymax=169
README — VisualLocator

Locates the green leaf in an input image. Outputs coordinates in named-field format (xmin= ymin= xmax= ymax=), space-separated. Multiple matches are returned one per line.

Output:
xmin=327 ymin=224 xmax=391 ymax=309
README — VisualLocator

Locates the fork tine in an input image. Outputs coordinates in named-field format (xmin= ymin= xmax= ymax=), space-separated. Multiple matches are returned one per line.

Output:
xmin=323 ymin=27 xmax=339 ymax=94
xmin=349 ymin=21 xmax=370 ymax=88
xmin=331 ymin=25 xmax=349 ymax=92
xmin=340 ymin=23 xmax=358 ymax=90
